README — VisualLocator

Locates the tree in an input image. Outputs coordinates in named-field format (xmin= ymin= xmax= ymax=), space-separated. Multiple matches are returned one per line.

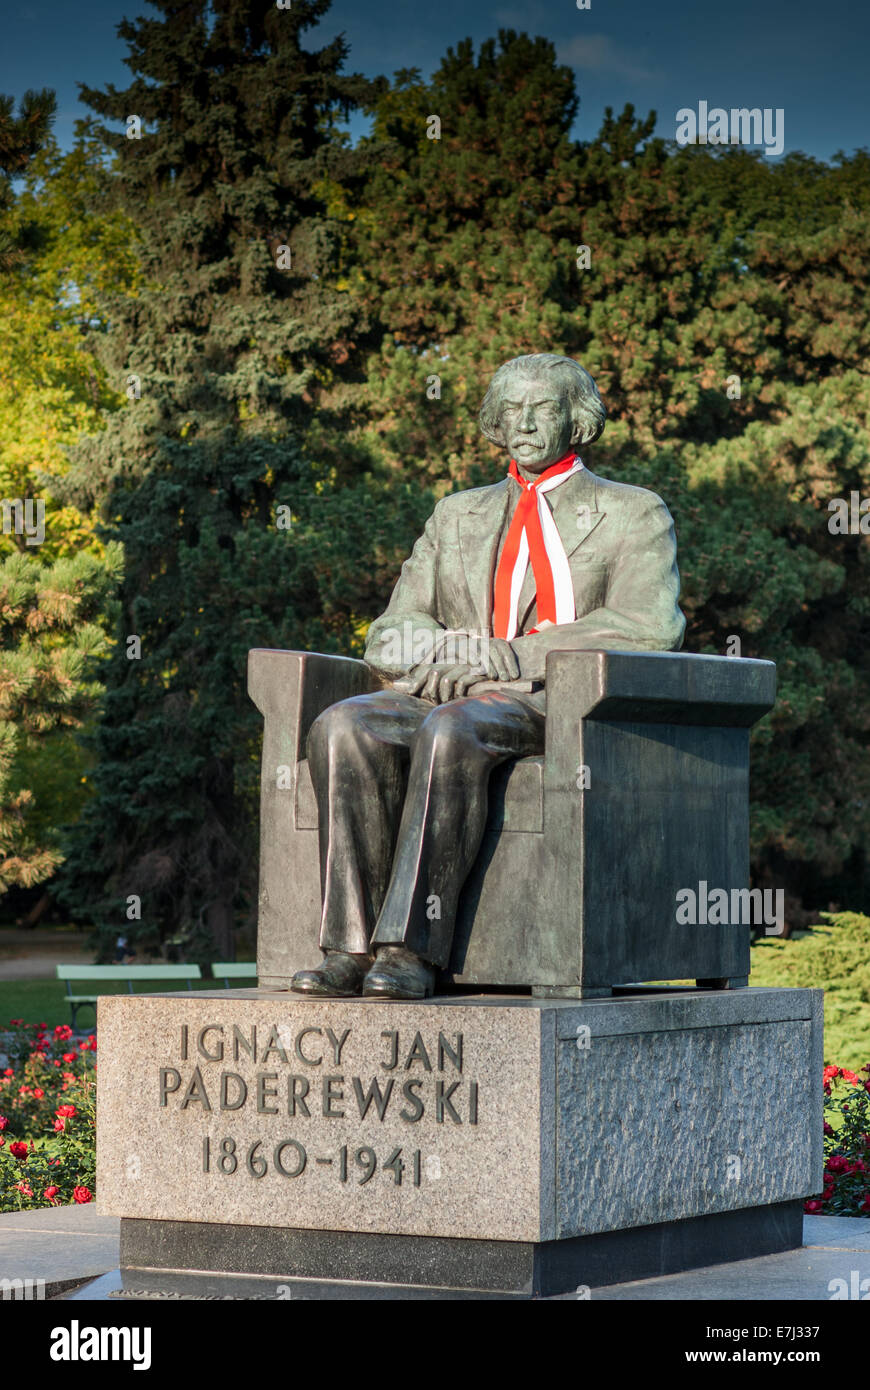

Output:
xmin=0 ymin=109 xmax=130 ymax=898
xmin=0 ymin=546 xmax=122 ymax=891
xmin=51 ymin=0 xmax=386 ymax=958
xmin=0 ymin=88 xmax=56 ymax=272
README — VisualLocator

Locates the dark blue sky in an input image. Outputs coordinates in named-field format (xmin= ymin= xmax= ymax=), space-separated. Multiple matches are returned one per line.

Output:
xmin=1 ymin=0 xmax=867 ymax=162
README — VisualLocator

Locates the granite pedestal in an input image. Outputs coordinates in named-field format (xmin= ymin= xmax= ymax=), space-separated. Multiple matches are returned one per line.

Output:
xmin=97 ymin=985 xmax=822 ymax=1297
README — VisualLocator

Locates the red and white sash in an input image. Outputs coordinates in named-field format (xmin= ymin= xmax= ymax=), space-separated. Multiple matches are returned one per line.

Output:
xmin=492 ymin=452 xmax=583 ymax=640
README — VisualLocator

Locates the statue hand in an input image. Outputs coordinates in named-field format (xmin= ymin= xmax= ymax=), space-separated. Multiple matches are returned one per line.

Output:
xmin=393 ymin=661 xmax=486 ymax=703
xmin=480 ymin=637 xmax=520 ymax=683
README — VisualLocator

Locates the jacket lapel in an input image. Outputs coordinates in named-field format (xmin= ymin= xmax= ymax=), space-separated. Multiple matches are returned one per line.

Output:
xmin=457 ymin=480 xmax=512 ymax=634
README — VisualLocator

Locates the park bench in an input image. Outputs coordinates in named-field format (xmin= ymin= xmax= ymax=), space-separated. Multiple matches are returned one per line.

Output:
xmin=56 ymin=964 xmax=202 ymax=1031
xmin=212 ymin=962 xmax=258 ymax=988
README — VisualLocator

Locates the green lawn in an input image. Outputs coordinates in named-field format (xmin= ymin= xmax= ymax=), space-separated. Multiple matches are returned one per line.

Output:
xmin=0 ymin=977 xmax=247 ymax=1030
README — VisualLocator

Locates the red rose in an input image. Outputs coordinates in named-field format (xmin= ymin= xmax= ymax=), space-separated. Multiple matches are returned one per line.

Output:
xmin=827 ymin=1155 xmax=850 ymax=1173
xmin=32 ymin=1088 xmax=44 ymax=1100
xmin=3 ymin=1068 xmax=13 ymax=1077
xmin=0 ymin=1116 xmax=7 ymax=1131
xmin=53 ymin=1118 xmax=65 ymax=1132
xmin=9 ymin=1141 xmax=28 ymax=1160
xmin=43 ymin=1186 xmax=60 ymax=1203
xmin=9 ymin=1018 xmax=23 ymax=1026
xmin=56 ymin=1104 xmax=76 ymax=1118
xmin=823 ymin=1122 xmax=834 ymax=1137
xmin=804 ymin=1199 xmax=824 ymax=1214
xmin=73 ymin=1186 xmax=92 ymax=1204
xmin=62 ymin=1053 xmax=77 ymax=1063
xmin=822 ymin=1185 xmax=835 ymax=1200
xmin=15 ymin=1182 xmax=33 ymax=1197
xmin=53 ymin=1025 xmax=73 ymax=1040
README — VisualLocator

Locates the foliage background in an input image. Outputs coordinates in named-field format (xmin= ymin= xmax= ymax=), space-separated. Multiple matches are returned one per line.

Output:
xmin=0 ymin=2 xmax=867 ymax=957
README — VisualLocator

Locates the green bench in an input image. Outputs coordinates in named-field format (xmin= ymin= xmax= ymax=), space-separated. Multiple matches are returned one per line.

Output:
xmin=56 ymin=964 xmax=203 ymax=1031
xmin=212 ymin=962 xmax=258 ymax=988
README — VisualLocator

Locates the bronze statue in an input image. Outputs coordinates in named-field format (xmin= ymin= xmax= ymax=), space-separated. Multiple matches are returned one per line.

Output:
xmin=290 ymin=353 xmax=685 ymax=1000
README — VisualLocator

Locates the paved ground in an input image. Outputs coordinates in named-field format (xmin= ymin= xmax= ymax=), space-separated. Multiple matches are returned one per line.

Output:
xmin=0 ymin=1205 xmax=121 ymax=1299
xmin=0 ymin=929 xmax=93 ymax=980
xmin=591 ymin=1216 xmax=870 ymax=1301
xmin=1 ymin=1206 xmax=868 ymax=1300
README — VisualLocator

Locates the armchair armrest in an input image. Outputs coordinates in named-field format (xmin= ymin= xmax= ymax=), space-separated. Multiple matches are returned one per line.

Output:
xmin=546 ymin=648 xmax=776 ymax=734
xmin=247 ymin=648 xmax=378 ymax=763
xmin=542 ymin=648 xmax=776 ymax=839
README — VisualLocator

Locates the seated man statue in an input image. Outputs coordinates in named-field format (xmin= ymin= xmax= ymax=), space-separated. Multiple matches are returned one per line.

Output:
xmin=291 ymin=353 xmax=686 ymax=1000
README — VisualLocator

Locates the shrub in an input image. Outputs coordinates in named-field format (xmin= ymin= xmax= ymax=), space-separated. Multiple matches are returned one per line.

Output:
xmin=751 ymin=913 xmax=870 ymax=1069
xmin=0 ymin=1020 xmax=96 ymax=1211
xmin=804 ymin=1064 xmax=870 ymax=1217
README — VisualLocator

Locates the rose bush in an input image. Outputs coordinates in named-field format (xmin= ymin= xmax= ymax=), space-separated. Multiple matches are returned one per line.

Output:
xmin=804 ymin=1063 xmax=870 ymax=1217
xmin=0 ymin=1020 xmax=96 ymax=1211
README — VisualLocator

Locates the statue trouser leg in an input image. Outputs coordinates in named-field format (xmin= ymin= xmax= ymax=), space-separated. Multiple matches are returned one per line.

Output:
xmin=307 ymin=689 xmax=544 ymax=967
xmin=371 ymin=691 xmax=545 ymax=968
xmin=307 ymin=690 xmax=432 ymax=956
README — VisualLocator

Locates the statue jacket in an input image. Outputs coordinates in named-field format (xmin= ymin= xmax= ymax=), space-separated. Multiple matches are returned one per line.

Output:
xmin=364 ymin=465 xmax=686 ymax=702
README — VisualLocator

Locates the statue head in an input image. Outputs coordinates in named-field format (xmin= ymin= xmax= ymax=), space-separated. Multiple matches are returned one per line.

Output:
xmin=478 ymin=353 xmax=606 ymax=475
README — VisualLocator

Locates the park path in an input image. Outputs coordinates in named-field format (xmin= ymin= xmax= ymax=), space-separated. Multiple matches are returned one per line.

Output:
xmin=0 ymin=929 xmax=93 ymax=980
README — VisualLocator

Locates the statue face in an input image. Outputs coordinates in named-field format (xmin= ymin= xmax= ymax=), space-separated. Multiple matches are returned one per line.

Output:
xmin=496 ymin=372 xmax=576 ymax=473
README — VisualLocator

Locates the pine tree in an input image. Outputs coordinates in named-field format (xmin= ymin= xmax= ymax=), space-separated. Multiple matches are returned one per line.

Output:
xmin=52 ymin=0 xmax=384 ymax=958
xmin=0 ymin=88 xmax=56 ymax=272
xmin=352 ymin=33 xmax=588 ymax=494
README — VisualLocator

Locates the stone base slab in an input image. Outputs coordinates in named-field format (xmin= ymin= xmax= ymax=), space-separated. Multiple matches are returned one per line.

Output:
xmin=120 ymin=1201 xmax=804 ymax=1297
xmin=97 ymin=987 xmax=823 ymax=1246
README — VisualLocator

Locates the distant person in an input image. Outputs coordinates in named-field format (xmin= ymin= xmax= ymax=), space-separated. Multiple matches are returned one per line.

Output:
xmin=115 ymin=934 xmax=133 ymax=964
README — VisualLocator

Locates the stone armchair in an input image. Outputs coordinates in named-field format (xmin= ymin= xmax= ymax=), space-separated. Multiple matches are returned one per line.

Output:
xmin=248 ymin=647 xmax=776 ymax=997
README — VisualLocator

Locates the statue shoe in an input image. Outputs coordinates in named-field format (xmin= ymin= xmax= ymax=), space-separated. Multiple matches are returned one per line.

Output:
xmin=290 ymin=951 xmax=370 ymax=997
xmin=362 ymin=946 xmax=436 ymax=1000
